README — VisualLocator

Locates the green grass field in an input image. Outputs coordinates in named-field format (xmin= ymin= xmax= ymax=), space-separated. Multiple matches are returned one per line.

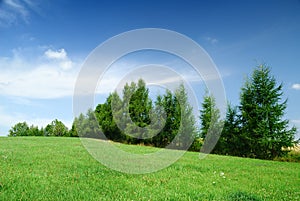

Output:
xmin=0 ymin=137 xmax=299 ymax=200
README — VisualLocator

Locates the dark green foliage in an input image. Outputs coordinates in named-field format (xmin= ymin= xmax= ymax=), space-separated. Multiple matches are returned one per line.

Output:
xmin=151 ymin=84 xmax=197 ymax=150
xmin=215 ymin=104 xmax=243 ymax=156
xmin=125 ymin=79 xmax=153 ymax=144
xmin=44 ymin=119 xmax=68 ymax=137
xmin=148 ymin=95 xmax=166 ymax=146
xmin=199 ymin=65 xmax=297 ymax=159
xmin=239 ymin=65 xmax=297 ymax=159
xmin=200 ymin=93 xmax=217 ymax=139
xmin=95 ymin=79 xmax=155 ymax=143
xmin=28 ymin=125 xmax=43 ymax=136
xmin=199 ymin=92 xmax=223 ymax=153
xmin=9 ymin=122 xmax=30 ymax=136
xmin=188 ymin=138 xmax=203 ymax=152
xmin=94 ymin=80 xmax=198 ymax=150
xmin=68 ymin=119 xmax=79 ymax=137
xmin=9 ymin=122 xmax=43 ymax=137
xmin=95 ymin=92 xmax=123 ymax=141
xmin=151 ymin=90 xmax=179 ymax=147
xmin=129 ymin=79 xmax=152 ymax=128
xmin=75 ymin=109 xmax=102 ymax=139
xmin=173 ymin=84 xmax=197 ymax=149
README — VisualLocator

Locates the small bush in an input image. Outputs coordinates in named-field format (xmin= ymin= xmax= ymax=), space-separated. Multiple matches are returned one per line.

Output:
xmin=188 ymin=138 xmax=203 ymax=152
xmin=274 ymin=150 xmax=300 ymax=162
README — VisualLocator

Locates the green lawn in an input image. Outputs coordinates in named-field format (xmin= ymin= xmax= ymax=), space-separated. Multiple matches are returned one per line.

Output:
xmin=0 ymin=137 xmax=299 ymax=200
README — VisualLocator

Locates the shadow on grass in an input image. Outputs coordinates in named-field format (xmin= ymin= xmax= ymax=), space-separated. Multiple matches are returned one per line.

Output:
xmin=228 ymin=191 xmax=261 ymax=201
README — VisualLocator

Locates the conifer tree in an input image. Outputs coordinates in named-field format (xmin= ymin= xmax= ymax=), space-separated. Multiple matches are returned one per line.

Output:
xmin=173 ymin=84 xmax=197 ymax=149
xmin=199 ymin=91 xmax=222 ymax=153
xmin=240 ymin=65 xmax=297 ymax=159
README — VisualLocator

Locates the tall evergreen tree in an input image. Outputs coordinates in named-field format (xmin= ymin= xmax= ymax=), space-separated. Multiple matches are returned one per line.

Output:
xmin=240 ymin=65 xmax=297 ymax=159
xmin=173 ymin=84 xmax=197 ymax=149
xmin=151 ymin=90 xmax=179 ymax=147
xmin=215 ymin=104 xmax=241 ymax=155
xmin=199 ymin=92 xmax=223 ymax=153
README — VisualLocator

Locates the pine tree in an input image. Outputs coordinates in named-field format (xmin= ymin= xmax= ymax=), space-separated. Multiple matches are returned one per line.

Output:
xmin=149 ymin=94 xmax=168 ymax=147
xmin=240 ymin=65 xmax=297 ymax=159
xmin=173 ymin=84 xmax=197 ymax=150
xmin=199 ymin=91 xmax=223 ymax=153
xmin=216 ymin=104 xmax=241 ymax=155
xmin=152 ymin=90 xmax=180 ymax=148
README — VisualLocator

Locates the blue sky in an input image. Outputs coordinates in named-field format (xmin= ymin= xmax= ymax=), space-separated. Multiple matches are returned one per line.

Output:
xmin=0 ymin=0 xmax=300 ymax=138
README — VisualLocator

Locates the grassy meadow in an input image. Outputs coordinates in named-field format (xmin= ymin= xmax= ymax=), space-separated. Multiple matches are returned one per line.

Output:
xmin=0 ymin=137 xmax=299 ymax=200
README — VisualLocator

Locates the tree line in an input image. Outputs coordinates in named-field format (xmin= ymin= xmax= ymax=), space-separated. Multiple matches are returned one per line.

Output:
xmin=9 ymin=65 xmax=298 ymax=160
xmin=79 ymin=79 xmax=198 ymax=150
xmin=200 ymin=65 xmax=297 ymax=159
xmin=8 ymin=119 xmax=78 ymax=137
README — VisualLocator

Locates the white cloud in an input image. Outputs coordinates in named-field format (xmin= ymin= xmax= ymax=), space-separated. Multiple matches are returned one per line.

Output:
xmin=0 ymin=47 xmax=226 ymax=100
xmin=0 ymin=48 xmax=79 ymax=99
xmin=0 ymin=66 xmax=77 ymax=99
xmin=59 ymin=60 xmax=73 ymax=70
xmin=45 ymin=49 xmax=67 ymax=60
xmin=44 ymin=48 xmax=74 ymax=70
xmin=292 ymin=83 xmax=300 ymax=90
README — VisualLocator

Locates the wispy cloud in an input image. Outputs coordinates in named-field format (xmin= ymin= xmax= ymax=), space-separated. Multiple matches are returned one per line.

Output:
xmin=0 ymin=0 xmax=39 ymax=26
xmin=291 ymin=83 xmax=300 ymax=90
xmin=205 ymin=37 xmax=218 ymax=45
xmin=94 ymin=61 xmax=212 ymax=96
xmin=0 ymin=46 xmax=226 ymax=99
xmin=291 ymin=119 xmax=300 ymax=124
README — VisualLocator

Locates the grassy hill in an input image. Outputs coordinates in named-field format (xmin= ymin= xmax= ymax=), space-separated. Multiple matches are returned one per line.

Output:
xmin=0 ymin=137 xmax=299 ymax=200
